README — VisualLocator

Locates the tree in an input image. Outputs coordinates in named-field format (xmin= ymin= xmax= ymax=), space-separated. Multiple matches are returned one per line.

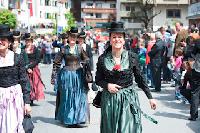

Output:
xmin=63 ymin=11 xmax=76 ymax=32
xmin=130 ymin=0 xmax=161 ymax=29
xmin=0 ymin=9 xmax=17 ymax=29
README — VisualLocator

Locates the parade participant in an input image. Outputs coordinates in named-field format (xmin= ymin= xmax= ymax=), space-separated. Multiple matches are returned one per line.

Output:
xmin=0 ymin=24 xmax=31 ymax=132
xmin=78 ymin=30 xmax=94 ymax=71
xmin=95 ymin=22 xmax=157 ymax=133
xmin=24 ymin=33 xmax=45 ymax=105
xmin=12 ymin=31 xmax=24 ymax=53
xmin=12 ymin=30 xmax=29 ymax=65
xmin=52 ymin=27 xmax=91 ymax=126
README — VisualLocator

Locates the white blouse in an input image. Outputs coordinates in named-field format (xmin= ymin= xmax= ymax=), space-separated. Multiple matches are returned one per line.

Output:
xmin=0 ymin=50 xmax=14 ymax=67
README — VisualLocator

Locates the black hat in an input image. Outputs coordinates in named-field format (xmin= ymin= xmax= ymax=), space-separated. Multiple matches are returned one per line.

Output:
xmin=108 ymin=22 xmax=125 ymax=33
xmin=23 ymin=33 xmax=32 ymax=40
xmin=60 ymin=33 xmax=68 ymax=39
xmin=78 ymin=31 xmax=86 ymax=38
xmin=13 ymin=30 xmax=21 ymax=38
xmin=69 ymin=27 xmax=78 ymax=35
xmin=0 ymin=24 xmax=11 ymax=38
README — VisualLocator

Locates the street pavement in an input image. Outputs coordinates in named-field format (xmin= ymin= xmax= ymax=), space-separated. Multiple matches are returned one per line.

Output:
xmin=32 ymin=54 xmax=200 ymax=133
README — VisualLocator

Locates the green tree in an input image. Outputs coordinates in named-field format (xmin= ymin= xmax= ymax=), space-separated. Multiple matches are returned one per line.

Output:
xmin=64 ymin=11 xmax=76 ymax=32
xmin=130 ymin=0 xmax=161 ymax=29
xmin=0 ymin=9 xmax=17 ymax=29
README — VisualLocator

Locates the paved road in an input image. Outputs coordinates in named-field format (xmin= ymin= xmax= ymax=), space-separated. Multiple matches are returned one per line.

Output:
xmin=32 ymin=55 xmax=200 ymax=133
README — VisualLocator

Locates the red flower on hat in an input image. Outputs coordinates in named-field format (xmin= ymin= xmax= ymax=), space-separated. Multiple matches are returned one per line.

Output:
xmin=113 ymin=64 xmax=121 ymax=71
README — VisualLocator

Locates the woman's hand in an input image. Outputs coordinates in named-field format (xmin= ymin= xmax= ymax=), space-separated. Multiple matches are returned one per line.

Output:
xmin=149 ymin=99 xmax=157 ymax=110
xmin=107 ymin=83 xmax=121 ymax=94
xmin=27 ymin=69 xmax=33 ymax=74
xmin=24 ymin=104 xmax=31 ymax=115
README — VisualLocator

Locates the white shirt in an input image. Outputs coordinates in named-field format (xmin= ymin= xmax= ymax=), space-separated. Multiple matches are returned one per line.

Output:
xmin=82 ymin=43 xmax=87 ymax=52
xmin=0 ymin=50 xmax=14 ymax=67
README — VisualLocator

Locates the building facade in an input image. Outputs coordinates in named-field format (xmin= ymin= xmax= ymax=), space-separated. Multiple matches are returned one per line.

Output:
xmin=117 ymin=0 xmax=189 ymax=33
xmin=9 ymin=0 xmax=69 ymax=34
xmin=0 ymin=0 xmax=8 ymax=9
xmin=117 ymin=0 xmax=143 ymax=33
xmin=81 ymin=0 xmax=116 ymax=27
xmin=153 ymin=0 xmax=189 ymax=31
xmin=187 ymin=0 xmax=200 ymax=27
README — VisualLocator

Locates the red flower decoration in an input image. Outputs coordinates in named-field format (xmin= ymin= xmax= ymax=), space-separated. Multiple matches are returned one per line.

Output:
xmin=113 ymin=64 xmax=121 ymax=71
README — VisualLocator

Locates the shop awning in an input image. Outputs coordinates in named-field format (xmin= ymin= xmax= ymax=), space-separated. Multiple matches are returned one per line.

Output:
xmin=186 ymin=14 xmax=200 ymax=20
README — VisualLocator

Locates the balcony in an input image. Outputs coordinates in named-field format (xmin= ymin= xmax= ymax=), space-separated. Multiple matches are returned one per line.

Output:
xmin=84 ymin=18 xmax=111 ymax=26
xmin=120 ymin=0 xmax=189 ymax=4
xmin=82 ymin=8 xmax=116 ymax=14
xmin=120 ymin=0 xmax=137 ymax=3
xmin=154 ymin=0 xmax=189 ymax=5
xmin=120 ymin=11 xmax=131 ymax=17
xmin=124 ymin=22 xmax=142 ymax=29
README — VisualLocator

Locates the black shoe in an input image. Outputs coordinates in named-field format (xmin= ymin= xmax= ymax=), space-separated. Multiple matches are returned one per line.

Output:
xmin=188 ymin=117 xmax=196 ymax=121
xmin=151 ymin=89 xmax=161 ymax=92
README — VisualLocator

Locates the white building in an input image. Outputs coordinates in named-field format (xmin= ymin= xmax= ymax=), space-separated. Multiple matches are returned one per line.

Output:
xmin=153 ymin=0 xmax=189 ymax=31
xmin=0 ymin=0 xmax=8 ymax=9
xmin=117 ymin=0 xmax=189 ymax=33
xmin=16 ymin=0 xmax=69 ymax=34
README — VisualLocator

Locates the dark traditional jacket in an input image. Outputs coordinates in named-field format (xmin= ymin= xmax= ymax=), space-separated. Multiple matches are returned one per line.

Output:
xmin=0 ymin=53 xmax=31 ymax=104
xmin=85 ymin=43 xmax=94 ymax=70
xmin=26 ymin=47 xmax=41 ymax=69
xmin=95 ymin=49 xmax=153 ymax=99
xmin=51 ymin=44 xmax=89 ymax=81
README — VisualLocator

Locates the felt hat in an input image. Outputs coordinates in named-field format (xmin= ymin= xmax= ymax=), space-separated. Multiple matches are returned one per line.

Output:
xmin=0 ymin=24 xmax=11 ymax=39
xmin=108 ymin=22 xmax=126 ymax=33
xmin=13 ymin=30 xmax=21 ymax=38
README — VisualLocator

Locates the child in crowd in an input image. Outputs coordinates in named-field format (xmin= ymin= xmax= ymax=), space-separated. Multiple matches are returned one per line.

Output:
xmin=173 ymin=49 xmax=183 ymax=100
xmin=138 ymin=39 xmax=147 ymax=78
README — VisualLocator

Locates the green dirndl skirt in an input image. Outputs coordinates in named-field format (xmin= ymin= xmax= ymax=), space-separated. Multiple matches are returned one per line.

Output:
xmin=101 ymin=86 xmax=157 ymax=133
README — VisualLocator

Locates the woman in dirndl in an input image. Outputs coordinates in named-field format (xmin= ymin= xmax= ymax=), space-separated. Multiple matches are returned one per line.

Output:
xmin=0 ymin=24 xmax=31 ymax=133
xmin=51 ymin=27 xmax=90 ymax=126
xmin=95 ymin=22 xmax=157 ymax=133
xmin=24 ymin=33 xmax=45 ymax=105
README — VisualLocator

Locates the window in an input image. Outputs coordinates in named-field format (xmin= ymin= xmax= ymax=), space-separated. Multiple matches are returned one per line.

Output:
xmin=110 ymin=4 xmax=116 ymax=8
xmin=96 ymin=3 xmax=102 ymax=8
xmin=45 ymin=13 xmax=51 ymax=19
xmin=52 ymin=1 xmax=57 ymax=6
xmin=190 ymin=0 xmax=200 ymax=4
xmin=40 ymin=0 xmax=43 ymax=6
xmin=96 ymin=13 xmax=102 ymax=18
xmin=40 ymin=11 xmax=42 ymax=18
xmin=45 ymin=0 xmax=50 ymax=6
xmin=86 ymin=13 xmax=93 ymax=16
xmin=86 ymin=3 xmax=93 ymax=7
xmin=65 ymin=2 xmax=68 ymax=8
xmin=125 ymin=6 xmax=135 ymax=11
xmin=167 ymin=9 xmax=181 ymax=18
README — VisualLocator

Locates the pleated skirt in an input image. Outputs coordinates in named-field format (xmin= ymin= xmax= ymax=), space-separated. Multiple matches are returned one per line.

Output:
xmin=101 ymin=86 xmax=142 ymax=133
xmin=54 ymin=68 xmax=89 ymax=125
xmin=28 ymin=65 xmax=45 ymax=101
xmin=0 ymin=84 xmax=25 ymax=133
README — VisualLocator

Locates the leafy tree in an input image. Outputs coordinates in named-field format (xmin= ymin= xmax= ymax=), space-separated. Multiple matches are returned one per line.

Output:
xmin=63 ymin=11 xmax=76 ymax=32
xmin=0 ymin=9 xmax=17 ymax=29
xmin=130 ymin=0 xmax=161 ymax=29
